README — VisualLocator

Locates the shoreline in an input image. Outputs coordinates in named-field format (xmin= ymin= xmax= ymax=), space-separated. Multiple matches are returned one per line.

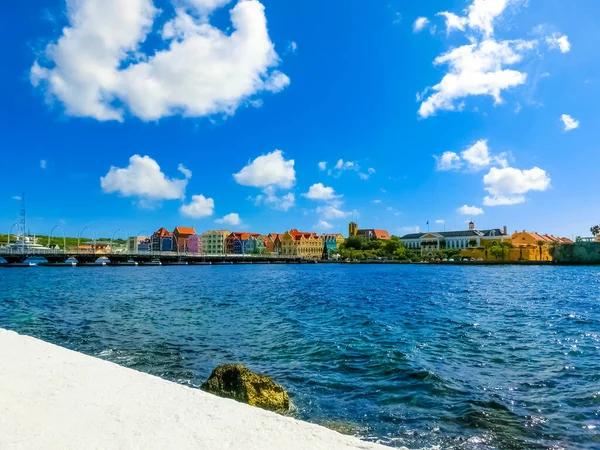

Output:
xmin=0 ymin=329 xmax=392 ymax=450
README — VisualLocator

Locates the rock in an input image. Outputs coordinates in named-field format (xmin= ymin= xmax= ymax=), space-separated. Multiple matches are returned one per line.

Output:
xmin=201 ymin=364 xmax=290 ymax=413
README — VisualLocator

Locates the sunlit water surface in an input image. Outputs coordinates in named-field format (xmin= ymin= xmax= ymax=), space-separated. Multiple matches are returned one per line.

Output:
xmin=1 ymin=265 xmax=599 ymax=449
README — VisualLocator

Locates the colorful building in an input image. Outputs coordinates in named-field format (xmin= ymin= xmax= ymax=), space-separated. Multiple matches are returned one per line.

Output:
xmin=127 ymin=236 xmax=151 ymax=253
xmin=202 ymin=230 xmax=231 ymax=255
xmin=263 ymin=235 xmax=275 ymax=254
xmin=269 ymin=233 xmax=284 ymax=254
xmin=246 ymin=235 xmax=268 ymax=254
xmin=459 ymin=230 xmax=573 ymax=261
xmin=173 ymin=227 xmax=196 ymax=253
xmin=226 ymin=232 xmax=262 ymax=254
xmin=187 ymin=234 xmax=203 ymax=254
xmin=322 ymin=234 xmax=345 ymax=254
xmin=152 ymin=228 xmax=174 ymax=252
xmin=281 ymin=229 xmax=325 ymax=258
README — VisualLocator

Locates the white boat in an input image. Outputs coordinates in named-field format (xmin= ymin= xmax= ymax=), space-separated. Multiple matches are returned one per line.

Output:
xmin=0 ymin=235 xmax=55 ymax=254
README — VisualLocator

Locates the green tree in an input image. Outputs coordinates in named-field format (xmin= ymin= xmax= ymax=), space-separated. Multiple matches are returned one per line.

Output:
xmin=590 ymin=225 xmax=600 ymax=236
xmin=536 ymin=240 xmax=545 ymax=261
xmin=345 ymin=236 xmax=364 ymax=251
xmin=500 ymin=241 xmax=513 ymax=260
xmin=489 ymin=244 xmax=504 ymax=260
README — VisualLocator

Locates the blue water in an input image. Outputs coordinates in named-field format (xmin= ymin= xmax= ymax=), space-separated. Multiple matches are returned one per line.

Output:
xmin=1 ymin=265 xmax=599 ymax=449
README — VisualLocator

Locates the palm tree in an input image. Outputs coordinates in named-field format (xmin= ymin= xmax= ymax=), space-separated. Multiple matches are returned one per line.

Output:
xmin=591 ymin=225 xmax=600 ymax=237
xmin=536 ymin=240 xmax=545 ymax=261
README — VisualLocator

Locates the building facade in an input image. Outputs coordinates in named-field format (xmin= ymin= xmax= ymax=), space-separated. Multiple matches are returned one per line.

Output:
xmin=401 ymin=223 xmax=510 ymax=254
xmin=281 ymin=229 xmax=325 ymax=258
xmin=127 ymin=236 xmax=151 ymax=253
xmin=173 ymin=227 xmax=196 ymax=253
xmin=322 ymin=234 xmax=345 ymax=254
xmin=269 ymin=234 xmax=284 ymax=254
xmin=348 ymin=221 xmax=390 ymax=240
xmin=202 ymin=230 xmax=231 ymax=255
xmin=187 ymin=234 xmax=203 ymax=254
xmin=152 ymin=228 xmax=174 ymax=252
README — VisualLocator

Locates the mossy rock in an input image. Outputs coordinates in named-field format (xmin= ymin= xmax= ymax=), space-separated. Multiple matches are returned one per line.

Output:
xmin=201 ymin=364 xmax=290 ymax=413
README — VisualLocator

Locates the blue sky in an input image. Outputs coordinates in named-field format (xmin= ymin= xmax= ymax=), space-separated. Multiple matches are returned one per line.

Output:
xmin=0 ymin=0 xmax=598 ymax=239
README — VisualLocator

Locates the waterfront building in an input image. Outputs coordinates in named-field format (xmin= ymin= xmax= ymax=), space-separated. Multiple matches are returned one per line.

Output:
xmin=401 ymin=222 xmax=510 ymax=253
xmin=152 ymin=228 xmax=174 ymax=252
xmin=322 ymin=234 xmax=345 ymax=254
xmin=459 ymin=230 xmax=573 ymax=261
xmin=246 ymin=235 xmax=268 ymax=254
xmin=187 ymin=234 xmax=203 ymax=254
xmin=281 ymin=229 xmax=325 ymax=258
xmin=173 ymin=227 xmax=196 ymax=253
xmin=348 ymin=221 xmax=390 ymax=241
xmin=127 ymin=236 xmax=151 ymax=253
xmin=225 ymin=232 xmax=261 ymax=254
xmin=202 ymin=230 xmax=231 ymax=255
xmin=269 ymin=233 xmax=284 ymax=254
xmin=263 ymin=235 xmax=275 ymax=254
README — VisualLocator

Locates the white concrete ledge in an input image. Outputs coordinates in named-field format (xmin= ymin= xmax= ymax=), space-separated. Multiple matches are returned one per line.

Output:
xmin=0 ymin=329 xmax=390 ymax=450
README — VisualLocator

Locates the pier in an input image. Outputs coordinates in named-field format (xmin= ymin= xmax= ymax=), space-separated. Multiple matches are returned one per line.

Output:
xmin=0 ymin=250 xmax=315 ymax=266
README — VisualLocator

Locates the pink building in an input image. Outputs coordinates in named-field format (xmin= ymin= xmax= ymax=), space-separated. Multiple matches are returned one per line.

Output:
xmin=187 ymin=234 xmax=203 ymax=254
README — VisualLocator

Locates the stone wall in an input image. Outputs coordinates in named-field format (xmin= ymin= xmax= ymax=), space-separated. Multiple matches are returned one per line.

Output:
xmin=553 ymin=243 xmax=600 ymax=264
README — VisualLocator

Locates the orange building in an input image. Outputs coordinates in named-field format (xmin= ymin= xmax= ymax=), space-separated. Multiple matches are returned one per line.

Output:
xmin=461 ymin=231 xmax=573 ymax=261
xmin=173 ymin=227 xmax=196 ymax=253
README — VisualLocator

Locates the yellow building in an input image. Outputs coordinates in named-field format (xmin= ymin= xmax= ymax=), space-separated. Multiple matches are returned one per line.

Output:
xmin=281 ymin=229 xmax=325 ymax=258
xmin=461 ymin=231 xmax=572 ymax=261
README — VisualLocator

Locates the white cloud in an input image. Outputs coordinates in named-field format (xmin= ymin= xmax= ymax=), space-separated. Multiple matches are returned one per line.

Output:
xmin=419 ymin=39 xmax=534 ymax=118
xmin=413 ymin=17 xmax=430 ymax=33
xmin=318 ymin=161 xmax=327 ymax=171
xmin=177 ymin=164 xmax=192 ymax=179
xmin=457 ymin=205 xmax=485 ymax=216
xmin=100 ymin=155 xmax=188 ymax=200
xmin=215 ymin=213 xmax=242 ymax=226
xmin=483 ymin=166 xmax=551 ymax=206
xmin=288 ymin=41 xmax=298 ymax=53
xmin=40 ymin=160 xmax=47 ymax=169
xmin=438 ymin=0 xmax=510 ymax=38
xmin=546 ymin=33 xmax=571 ymax=53
xmin=358 ymin=173 xmax=370 ymax=180
xmin=461 ymin=139 xmax=492 ymax=169
xmin=260 ymin=187 xmax=295 ymax=211
xmin=316 ymin=220 xmax=333 ymax=230
xmin=436 ymin=139 xmax=508 ymax=171
xmin=12 ymin=196 xmax=22 ymax=201
xmin=303 ymin=183 xmax=340 ymax=201
xmin=316 ymin=205 xmax=351 ymax=220
xmin=31 ymin=0 xmax=289 ymax=121
xmin=371 ymin=199 xmax=382 ymax=204
xmin=234 ymin=150 xmax=295 ymax=189
xmin=560 ymin=114 xmax=579 ymax=131
xmin=180 ymin=194 xmax=215 ymax=218
xmin=368 ymin=168 xmax=376 ymax=174
xmin=335 ymin=159 xmax=358 ymax=171
xmin=435 ymin=151 xmax=462 ymax=171
xmin=436 ymin=219 xmax=445 ymax=224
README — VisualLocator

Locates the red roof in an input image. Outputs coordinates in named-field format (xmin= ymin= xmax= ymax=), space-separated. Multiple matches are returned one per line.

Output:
xmin=174 ymin=227 xmax=196 ymax=236
xmin=228 ymin=232 xmax=260 ymax=241
xmin=289 ymin=229 xmax=319 ymax=240
xmin=153 ymin=228 xmax=172 ymax=237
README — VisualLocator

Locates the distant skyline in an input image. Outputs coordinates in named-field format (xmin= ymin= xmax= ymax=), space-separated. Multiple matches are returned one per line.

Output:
xmin=1 ymin=0 xmax=598 ymax=239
